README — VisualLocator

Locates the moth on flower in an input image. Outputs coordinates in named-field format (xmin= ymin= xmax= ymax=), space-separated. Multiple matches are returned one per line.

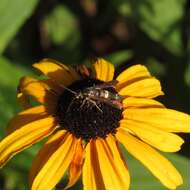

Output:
xmin=0 ymin=58 xmax=190 ymax=190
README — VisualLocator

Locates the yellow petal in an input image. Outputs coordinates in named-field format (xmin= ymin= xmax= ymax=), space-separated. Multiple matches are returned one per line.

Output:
xmin=116 ymin=64 xmax=151 ymax=82
xmin=116 ymin=130 xmax=183 ymax=189
xmin=83 ymin=140 xmax=105 ymax=190
xmin=40 ymin=79 xmax=63 ymax=95
xmin=19 ymin=76 xmax=57 ymax=104
xmin=96 ymin=136 xmax=130 ymax=190
xmin=83 ymin=135 xmax=130 ymax=190
xmin=29 ymin=130 xmax=67 ymax=187
xmin=0 ymin=116 xmax=57 ymax=167
xmin=33 ymin=58 xmax=79 ymax=86
xmin=31 ymin=133 xmax=77 ymax=190
xmin=123 ymin=97 xmax=164 ymax=108
xmin=123 ymin=107 xmax=190 ymax=132
xmin=7 ymin=105 xmax=50 ymax=135
xmin=64 ymin=139 xmax=84 ymax=190
xmin=119 ymin=121 xmax=184 ymax=152
xmin=17 ymin=78 xmax=62 ymax=109
xmin=93 ymin=58 xmax=114 ymax=82
xmin=118 ymin=77 xmax=163 ymax=98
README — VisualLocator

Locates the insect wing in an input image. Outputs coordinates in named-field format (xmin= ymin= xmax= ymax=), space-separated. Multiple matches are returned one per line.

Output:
xmin=92 ymin=80 xmax=118 ymax=90
xmin=89 ymin=96 xmax=123 ymax=110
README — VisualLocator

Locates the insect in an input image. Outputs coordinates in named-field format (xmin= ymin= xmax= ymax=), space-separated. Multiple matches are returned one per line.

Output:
xmin=60 ymin=80 xmax=124 ymax=113
xmin=79 ymin=81 xmax=123 ymax=110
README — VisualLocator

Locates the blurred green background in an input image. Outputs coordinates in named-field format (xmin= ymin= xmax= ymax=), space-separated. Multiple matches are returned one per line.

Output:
xmin=1 ymin=0 xmax=190 ymax=189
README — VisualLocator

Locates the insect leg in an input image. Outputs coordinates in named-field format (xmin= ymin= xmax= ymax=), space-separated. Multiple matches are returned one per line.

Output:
xmin=80 ymin=98 xmax=87 ymax=109
xmin=87 ymin=98 xmax=103 ymax=113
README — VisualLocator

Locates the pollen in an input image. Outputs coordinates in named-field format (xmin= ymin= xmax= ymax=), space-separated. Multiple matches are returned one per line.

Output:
xmin=56 ymin=79 xmax=123 ymax=141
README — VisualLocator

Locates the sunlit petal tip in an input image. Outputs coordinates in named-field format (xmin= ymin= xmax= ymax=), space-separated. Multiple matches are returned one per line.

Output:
xmin=116 ymin=64 xmax=151 ymax=82
xmin=32 ymin=58 xmax=67 ymax=75
xmin=33 ymin=59 xmax=79 ymax=86
xmin=123 ymin=107 xmax=190 ymax=133
xmin=33 ymin=58 xmax=62 ymax=70
xmin=118 ymin=123 xmax=184 ymax=152
xmin=118 ymin=77 xmax=163 ymax=98
xmin=93 ymin=58 xmax=114 ymax=82
xmin=116 ymin=131 xmax=183 ymax=189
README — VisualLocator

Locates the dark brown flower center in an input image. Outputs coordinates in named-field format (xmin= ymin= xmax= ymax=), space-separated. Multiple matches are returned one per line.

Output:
xmin=56 ymin=78 xmax=123 ymax=141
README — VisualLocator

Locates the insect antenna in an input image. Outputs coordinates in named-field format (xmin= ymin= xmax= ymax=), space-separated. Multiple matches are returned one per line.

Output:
xmin=59 ymin=84 xmax=77 ymax=95
xmin=47 ymin=78 xmax=77 ymax=95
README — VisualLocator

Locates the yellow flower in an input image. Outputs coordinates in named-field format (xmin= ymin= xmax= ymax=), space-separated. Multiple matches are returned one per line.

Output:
xmin=0 ymin=58 xmax=190 ymax=190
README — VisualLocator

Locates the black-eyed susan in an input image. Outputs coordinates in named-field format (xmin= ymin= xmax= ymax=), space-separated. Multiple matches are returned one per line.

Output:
xmin=0 ymin=58 xmax=190 ymax=190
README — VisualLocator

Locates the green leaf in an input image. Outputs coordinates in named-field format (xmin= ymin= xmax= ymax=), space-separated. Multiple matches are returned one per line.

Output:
xmin=43 ymin=5 xmax=79 ymax=46
xmin=0 ymin=0 xmax=39 ymax=53
xmin=0 ymin=57 xmax=38 ymax=190
xmin=43 ymin=4 xmax=82 ymax=64
xmin=0 ymin=57 xmax=33 ymax=134
xmin=184 ymin=62 xmax=190 ymax=87
xmin=140 ymin=0 xmax=185 ymax=55
xmin=145 ymin=57 xmax=166 ymax=77
xmin=105 ymin=50 xmax=133 ymax=66
xmin=119 ymin=0 xmax=185 ymax=55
